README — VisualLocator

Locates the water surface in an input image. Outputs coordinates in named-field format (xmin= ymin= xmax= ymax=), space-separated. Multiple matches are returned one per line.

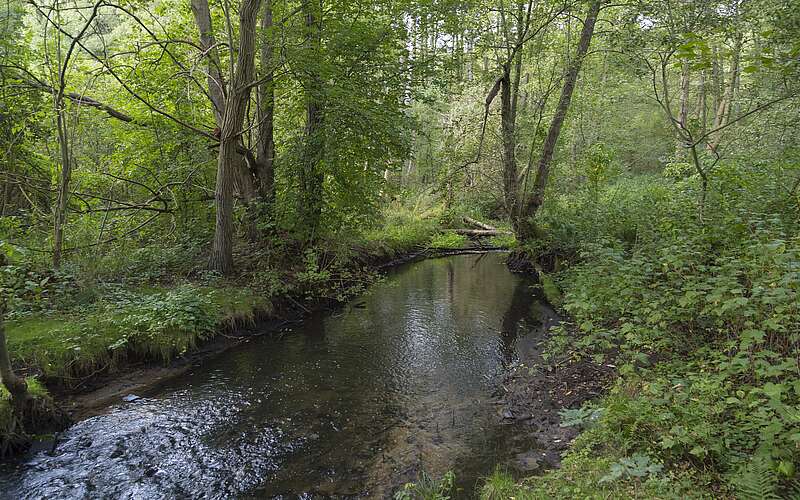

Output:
xmin=0 ymin=253 xmax=556 ymax=498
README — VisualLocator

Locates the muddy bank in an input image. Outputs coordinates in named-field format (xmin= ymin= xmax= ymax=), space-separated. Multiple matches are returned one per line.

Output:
xmin=495 ymin=255 xmax=614 ymax=474
xmin=494 ymin=350 xmax=614 ymax=471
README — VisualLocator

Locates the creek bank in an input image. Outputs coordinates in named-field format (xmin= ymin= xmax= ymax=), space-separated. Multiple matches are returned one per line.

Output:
xmin=494 ymin=349 xmax=614 ymax=470
xmin=0 ymin=251 xmax=558 ymax=497
xmin=4 ymin=243 xmax=510 ymax=457
xmin=495 ymin=251 xmax=614 ymax=473
xmin=61 ymin=245 xmax=508 ymax=416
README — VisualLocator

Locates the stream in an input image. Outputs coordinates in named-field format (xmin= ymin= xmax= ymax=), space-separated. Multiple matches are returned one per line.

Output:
xmin=0 ymin=253 xmax=558 ymax=499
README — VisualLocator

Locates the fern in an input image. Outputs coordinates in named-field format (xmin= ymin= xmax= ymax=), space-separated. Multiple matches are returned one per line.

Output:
xmin=780 ymin=480 xmax=800 ymax=500
xmin=732 ymin=457 xmax=781 ymax=500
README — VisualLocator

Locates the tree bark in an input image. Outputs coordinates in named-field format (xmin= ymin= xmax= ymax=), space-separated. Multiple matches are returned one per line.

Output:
xmin=209 ymin=0 xmax=262 ymax=274
xmin=192 ymin=0 xmax=257 ymax=204
xmin=463 ymin=216 xmax=497 ymax=231
xmin=48 ymin=2 xmax=103 ymax=269
xmin=500 ymin=65 xmax=521 ymax=234
xmin=0 ymin=298 xmax=28 ymax=403
xmin=708 ymin=36 xmax=742 ymax=152
xmin=255 ymin=0 xmax=276 ymax=204
xmin=452 ymin=228 xmax=511 ymax=236
xmin=516 ymin=0 xmax=602 ymax=241
xmin=190 ymin=0 xmax=226 ymax=124
xmin=676 ymin=60 xmax=690 ymax=156
xmin=299 ymin=0 xmax=325 ymax=240
xmin=52 ymin=97 xmax=70 ymax=269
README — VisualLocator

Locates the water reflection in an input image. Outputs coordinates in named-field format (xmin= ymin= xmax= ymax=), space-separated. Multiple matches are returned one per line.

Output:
xmin=0 ymin=253 xmax=557 ymax=498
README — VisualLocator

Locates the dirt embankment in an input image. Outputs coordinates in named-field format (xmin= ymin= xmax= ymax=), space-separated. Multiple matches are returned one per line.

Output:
xmin=494 ymin=257 xmax=615 ymax=472
xmin=494 ymin=353 xmax=614 ymax=469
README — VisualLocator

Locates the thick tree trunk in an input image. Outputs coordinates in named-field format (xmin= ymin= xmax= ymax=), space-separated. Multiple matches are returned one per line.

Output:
xmin=192 ymin=0 xmax=257 ymax=204
xmin=516 ymin=0 xmax=602 ymax=241
xmin=299 ymin=0 xmax=325 ymax=240
xmin=209 ymin=0 xmax=262 ymax=274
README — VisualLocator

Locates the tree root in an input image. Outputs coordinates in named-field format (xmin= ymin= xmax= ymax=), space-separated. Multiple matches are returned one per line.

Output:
xmin=0 ymin=395 xmax=71 ymax=459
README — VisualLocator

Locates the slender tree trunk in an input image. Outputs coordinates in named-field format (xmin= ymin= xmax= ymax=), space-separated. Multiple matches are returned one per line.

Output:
xmin=517 ymin=0 xmax=602 ymax=241
xmin=0 ymin=179 xmax=8 ymax=216
xmin=709 ymin=36 xmax=741 ymax=152
xmin=299 ymin=0 xmax=325 ymax=240
xmin=190 ymin=0 xmax=226 ymax=124
xmin=676 ymin=60 xmax=690 ymax=156
xmin=501 ymin=63 xmax=520 ymax=234
xmin=697 ymin=69 xmax=707 ymax=137
xmin=52 ymin=97 xmax=70 ymax=269
xmin=209 ymin=0 xmax=262 ymax=274
xmin=255 ymin=0 xmax=276 ymax=204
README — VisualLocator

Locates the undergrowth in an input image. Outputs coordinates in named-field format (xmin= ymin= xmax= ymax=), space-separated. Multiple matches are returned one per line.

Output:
xmin=6 ymin=285 xmax=268 ymax=383
xmin=494 ymin=161 xmax=800 ymax=498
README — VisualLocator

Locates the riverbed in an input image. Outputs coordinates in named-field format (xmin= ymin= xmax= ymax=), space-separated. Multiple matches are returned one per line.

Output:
xmin=0 ymin=253 xmax=558 ymax=498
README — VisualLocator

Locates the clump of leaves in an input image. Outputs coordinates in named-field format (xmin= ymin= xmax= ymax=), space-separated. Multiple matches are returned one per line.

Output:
xmin=599 ymin=454 xmax=663 ymax=484
xmin=559 ymin=405 xmax=604 ymax=429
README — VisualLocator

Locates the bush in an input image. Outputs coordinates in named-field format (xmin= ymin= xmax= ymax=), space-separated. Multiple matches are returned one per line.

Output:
xmin=528 ymin=161 xmax=800 ymax=497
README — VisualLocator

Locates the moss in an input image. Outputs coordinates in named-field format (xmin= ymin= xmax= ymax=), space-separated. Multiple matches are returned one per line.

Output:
xmin=538 ymin=273 xmax=562 ymax=308
xmin=479 ymin=448 xmax=715 ymax=499
xmin=488 ymin=233 xmax=517 ymax=249
xmin=0 ymin=378 xmax=58 ymax=458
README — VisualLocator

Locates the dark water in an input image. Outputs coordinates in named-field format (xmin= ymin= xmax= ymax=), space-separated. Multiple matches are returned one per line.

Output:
xmin=0 ymin=253 xmax=557 ymax=499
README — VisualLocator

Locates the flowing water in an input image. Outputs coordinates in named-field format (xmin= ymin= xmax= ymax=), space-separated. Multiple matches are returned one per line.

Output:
xmin=0 ymin=253 xmax=558 ymax=499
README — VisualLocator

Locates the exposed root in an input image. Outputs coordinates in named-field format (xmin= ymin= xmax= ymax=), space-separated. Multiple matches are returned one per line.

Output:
xmin=0 ymin=396 xmax=71 ymax=459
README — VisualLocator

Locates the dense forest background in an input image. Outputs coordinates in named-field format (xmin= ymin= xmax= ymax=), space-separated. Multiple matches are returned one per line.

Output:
xmin=1 ymin=0 xmax=800 ymax=496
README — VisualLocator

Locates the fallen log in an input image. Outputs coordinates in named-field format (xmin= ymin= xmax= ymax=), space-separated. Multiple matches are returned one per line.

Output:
xmin=451 ymin=228 xmax=512 ymax=236
xmin=463 ymin=216 xmax=497 ymax=231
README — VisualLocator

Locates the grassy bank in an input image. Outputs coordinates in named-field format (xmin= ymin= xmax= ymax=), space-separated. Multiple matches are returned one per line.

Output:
xmin=7 ymin=285 xmax=269 ymax=382
xmin=479 ymin=163 xmax=800 ymax=498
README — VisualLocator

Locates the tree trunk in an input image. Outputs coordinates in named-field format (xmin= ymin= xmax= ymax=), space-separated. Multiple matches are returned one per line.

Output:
xmin=708 ymin=36 xmax=742 ymax=152
xmin=255 ymin=0 xmax=276 ymax=204
xmin=299 ymin=0 xmax=325 ymax=240
xmin=192 ymin=0 xmax=257 ymax=204
xmin=517 ymin=0 xmax=602 ymax=241
xmin=209 ymin=0 xmax=262 ymax=274
xmin=500 ymin=65 xmax=520 ymax=234
xmin=676 ymin=60 xmax=690 ymax=156
xmin=0 ymin=300 xmax=28 ymax=403
xmin=190 ymin=0 xmax=226 ymax=124
xmin=52 ymin=97 xmax=70 ymax=269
